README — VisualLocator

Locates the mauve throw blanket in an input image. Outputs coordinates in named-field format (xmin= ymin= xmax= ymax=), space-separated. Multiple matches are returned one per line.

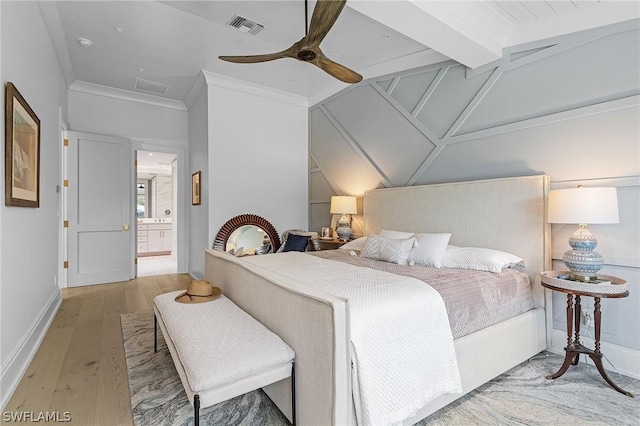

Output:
xmin=311 ymin=250 xmax=534 ymax=339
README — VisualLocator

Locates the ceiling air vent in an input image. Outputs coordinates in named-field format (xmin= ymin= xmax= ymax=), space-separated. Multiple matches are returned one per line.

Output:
xmin=135 ymin=78 xmax=168 ymax=95
xmin=226 ymin=14 xmax=264 ymax=35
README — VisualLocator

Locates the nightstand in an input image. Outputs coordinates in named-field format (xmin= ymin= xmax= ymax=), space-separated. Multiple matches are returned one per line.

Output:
xmin=307 ymin=238 xmax=347 ymax=251
xmin=540 ymin=270 xmax=632 ymax=397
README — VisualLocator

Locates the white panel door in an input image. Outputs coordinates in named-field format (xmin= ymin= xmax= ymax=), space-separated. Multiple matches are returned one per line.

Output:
xmin=68 ymin=131 xmax=131 ymax=286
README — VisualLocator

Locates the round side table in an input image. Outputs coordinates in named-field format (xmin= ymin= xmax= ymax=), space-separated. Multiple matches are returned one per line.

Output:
xmin=540 ymin=271 xmax=632 ymax=397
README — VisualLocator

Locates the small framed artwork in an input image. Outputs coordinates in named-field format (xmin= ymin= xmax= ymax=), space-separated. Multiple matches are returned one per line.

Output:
xmin=191 ymin=171 xmax=201 ymax=205
xmin=321 ymin=227 xmax=333 ymax=239
xmin=5 ymin=82 xmax=40 ymax=207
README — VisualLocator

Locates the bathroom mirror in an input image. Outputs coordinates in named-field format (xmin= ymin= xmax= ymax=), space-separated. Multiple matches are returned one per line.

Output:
xmin=213 ymin=214 xmax=281 ymax=254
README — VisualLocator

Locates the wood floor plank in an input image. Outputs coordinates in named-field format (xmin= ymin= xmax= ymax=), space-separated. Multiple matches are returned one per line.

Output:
xmin=140 ymin=276 xmax=165 ymax=308
xmin=178 ymin=274 xmax=191 ymax=289
xmin=125 ymin=280 xmax=149 ymax=313
xmin=3 ymin=297 xmax=84 ymax=413
xmin=4 ymin=273 xmax=193 ymax=426
xmin=48 ymin=290 xmax=105 ymax=424
xmin=155 ymin=274 xmax=179 ymax=294
xmin=95 ymin=283 xmax=133 ymax=426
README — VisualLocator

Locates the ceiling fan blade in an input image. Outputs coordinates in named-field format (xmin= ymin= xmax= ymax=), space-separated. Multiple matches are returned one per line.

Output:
xmin=316 ymin=51 xmax=362 ymax=84
xmin=219 ymin=53 xmax=287 ymax=64
xmin=219 ymin=45 xmax=297 ymax=64
xmin=304 ymin=0 xmax=347 ymax=48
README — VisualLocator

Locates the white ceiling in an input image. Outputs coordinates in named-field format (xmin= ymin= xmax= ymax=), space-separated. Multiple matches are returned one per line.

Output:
xmin=137 ymin=150 xmax=176 ymax=178
xmin=40 ymin=1 xmax=638 ymax=105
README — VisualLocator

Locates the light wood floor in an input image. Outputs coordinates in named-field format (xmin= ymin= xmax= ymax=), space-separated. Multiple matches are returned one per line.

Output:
xmin=2 ymin=274 xmax=191 ymax=426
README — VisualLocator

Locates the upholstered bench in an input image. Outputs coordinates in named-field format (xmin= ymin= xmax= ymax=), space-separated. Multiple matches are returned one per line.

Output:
xmin=153 ymin=290 xmax=296 ymax=425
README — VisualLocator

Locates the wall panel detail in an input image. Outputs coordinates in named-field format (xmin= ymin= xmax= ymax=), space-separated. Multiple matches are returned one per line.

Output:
xmin=309 ymin=109 xmax=383 ymax=196
xmin=324 ymin=86 xmax=435 ymax=187
xmin=309 ymin=23 xmax=639 ymax=237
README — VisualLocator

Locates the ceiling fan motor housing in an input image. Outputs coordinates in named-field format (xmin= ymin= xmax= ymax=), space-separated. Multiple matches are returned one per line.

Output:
xmin=297 ymin=50 xmax=317 ymax=61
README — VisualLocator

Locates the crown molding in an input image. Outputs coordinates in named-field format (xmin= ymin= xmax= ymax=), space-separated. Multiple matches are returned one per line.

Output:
xmin=69 ymin=81 xmax=187 ymax=111
xmin=201 ymin=70 xmax=309 ymax=108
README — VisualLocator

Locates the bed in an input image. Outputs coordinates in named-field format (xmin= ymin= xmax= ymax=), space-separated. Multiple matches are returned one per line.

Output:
xmin=204 ymin=175 xmax=551 ymax=425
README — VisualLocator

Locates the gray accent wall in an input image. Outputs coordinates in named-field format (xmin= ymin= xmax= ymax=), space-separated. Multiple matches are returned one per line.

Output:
xmin=309 ymin=22 xmax=640 ymax=364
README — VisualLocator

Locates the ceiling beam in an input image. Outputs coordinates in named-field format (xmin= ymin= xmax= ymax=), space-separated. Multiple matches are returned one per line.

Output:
xmin=347 ymin=1 xmax=505 ymax=69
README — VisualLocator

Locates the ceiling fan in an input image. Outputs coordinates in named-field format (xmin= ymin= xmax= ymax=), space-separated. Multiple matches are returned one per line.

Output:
xmin=219 ymin=0 xmax=363 ymax=84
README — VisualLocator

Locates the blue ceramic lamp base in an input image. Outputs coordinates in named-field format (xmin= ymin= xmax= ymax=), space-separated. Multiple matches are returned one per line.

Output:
xmin=563 ymin=224 xmax=604 ymax=281
xmin=335 ymin=214 xmax=352 ymax=241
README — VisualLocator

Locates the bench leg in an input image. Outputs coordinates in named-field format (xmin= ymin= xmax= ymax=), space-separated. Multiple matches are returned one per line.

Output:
xmin=153 ymin=314 xmax=158 ymax=353
xmin=291 ymin=361 xmax=296 ymax=426
xmin=194 ymin=394 xmax=200 ymax=426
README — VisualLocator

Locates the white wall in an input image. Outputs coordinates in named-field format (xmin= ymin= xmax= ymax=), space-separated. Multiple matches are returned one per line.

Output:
xmin=186 ymin=75 xmax=209 ymax=278
xmin=67 ymin=88 xmax=189 ymax=274
xmin=0 ymin=1 xmax=68 ymax=409
xmin=68 ymin=88 xmax=187 ymax=141
xmin=190 ymin=73 xmax=308 ymax=276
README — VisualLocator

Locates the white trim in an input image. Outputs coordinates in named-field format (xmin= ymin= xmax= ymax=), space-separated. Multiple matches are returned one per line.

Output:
xmin=449 ymin=95 xmax=640 ymax=144
xmin=308 ymin=50 xmax=451 ymax=108
xmin=309 ymin=152 xmax=342 ymax=196
xmin=446 ymin=65 xmax=503 ymax=138
xmin=69 ymin=81 xmax=187 ymax=111
xmin=0 ymin=291 xmax=62 ymax=411
xmin=549 ymin=329 xmax=640 ymax=380
xmin=551 ymin=176 xmax=640 ymax=190
xmin=201 ymin=70 xmax=309 ymax=107
xmin=318 ymin=105 xmax=392 ymax=188
xmin=412 ymin=65 xmax=451 ymax=117
xmin=370 ymin=83 xmax=441 ymax=147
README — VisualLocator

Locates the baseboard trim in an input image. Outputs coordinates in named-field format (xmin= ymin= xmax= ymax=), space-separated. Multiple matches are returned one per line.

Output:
xmin=549 ymin=329 xmax=640 ymax=379
xmin=0 ymin=290 xmax=62 ymax=411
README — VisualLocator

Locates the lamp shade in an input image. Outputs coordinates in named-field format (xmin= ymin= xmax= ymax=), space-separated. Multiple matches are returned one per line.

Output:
xmin=330 ymin=196 xmax=357 ymax=215
xmin=548 ymin=187 xmax=619 ymax=224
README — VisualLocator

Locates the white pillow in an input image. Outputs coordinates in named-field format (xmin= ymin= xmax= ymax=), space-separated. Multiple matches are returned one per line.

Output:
xmin=338 ymin=236 xmax=367 ymax=251
xmin=408 ymin=233 xmax=452 ymax=267
xmin=441 ymin=246 xmax=526 ymax=273
xmin=360 ymin=235 xmax=415 ymax=265
xmin=379 ymin=229 xmax=415 ymax=239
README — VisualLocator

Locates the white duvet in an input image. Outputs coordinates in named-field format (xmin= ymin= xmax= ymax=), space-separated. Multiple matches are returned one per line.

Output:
xmin=244 ymin=252 xmax=461 ymax=426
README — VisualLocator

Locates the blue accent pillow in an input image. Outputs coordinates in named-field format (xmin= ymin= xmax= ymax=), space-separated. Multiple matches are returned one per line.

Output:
xmin=282 ymin=234 xmax=309 ymax=252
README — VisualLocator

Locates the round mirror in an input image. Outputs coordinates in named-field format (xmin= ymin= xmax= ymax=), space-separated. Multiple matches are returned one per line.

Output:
xmin=213 ymin=214 xmax=281 ymax=254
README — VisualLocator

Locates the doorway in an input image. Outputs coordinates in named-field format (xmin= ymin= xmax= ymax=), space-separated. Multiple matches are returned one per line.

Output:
xmin=136 ymin=150 xmax=178 ymax=277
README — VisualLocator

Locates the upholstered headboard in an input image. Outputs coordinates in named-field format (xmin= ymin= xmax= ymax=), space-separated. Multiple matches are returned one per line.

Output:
xmin=363 ymin=175 xmax=551 ymax=308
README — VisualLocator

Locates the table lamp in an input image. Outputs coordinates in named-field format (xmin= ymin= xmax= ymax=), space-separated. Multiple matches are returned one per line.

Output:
xmin=330 ymin=196 xmax=357 ymax=241
xmin=548 ymin=186 xmax=619 ymax=281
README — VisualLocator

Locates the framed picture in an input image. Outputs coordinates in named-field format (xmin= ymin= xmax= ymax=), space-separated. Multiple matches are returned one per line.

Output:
xmin=191 ymin=171 xmax=201 ymax=205
xmin=321 ymin=227 xmax=333 ymax=239
xmin=5 ymin=82 xmax=40 ymax=207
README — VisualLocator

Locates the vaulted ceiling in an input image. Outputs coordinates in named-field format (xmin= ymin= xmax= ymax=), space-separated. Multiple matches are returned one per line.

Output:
xmin=40 ymin=1 xmax=639 ymax=105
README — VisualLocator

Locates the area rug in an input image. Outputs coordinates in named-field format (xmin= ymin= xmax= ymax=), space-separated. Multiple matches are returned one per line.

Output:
xmin=122 ymin=312 xmax=639 ymax=425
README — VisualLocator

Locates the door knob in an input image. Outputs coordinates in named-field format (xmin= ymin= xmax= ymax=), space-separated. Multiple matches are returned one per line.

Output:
xmin=123 ymin=224 xmax=130 ymax=231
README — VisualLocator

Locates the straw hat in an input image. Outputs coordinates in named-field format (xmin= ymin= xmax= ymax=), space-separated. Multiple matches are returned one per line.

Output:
xmin=174 ymin=280 xmax=222 ymax=304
